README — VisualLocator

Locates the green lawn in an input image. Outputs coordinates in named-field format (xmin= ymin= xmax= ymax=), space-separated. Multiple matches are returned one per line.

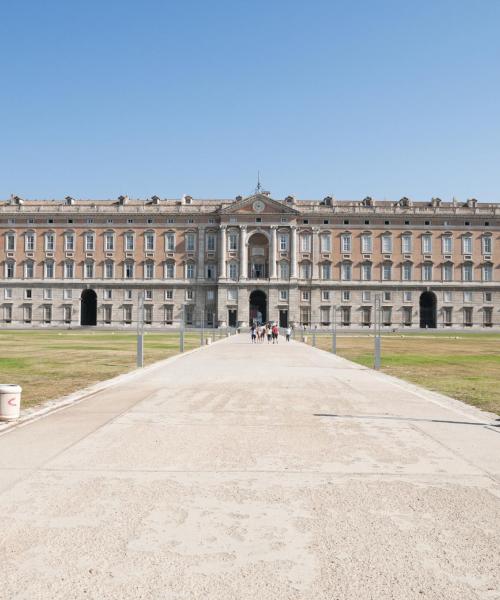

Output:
xmin=0 ymin=330 xmax=203 ymax=410
xmin=307 ymin=332 xmax=500 ymax=415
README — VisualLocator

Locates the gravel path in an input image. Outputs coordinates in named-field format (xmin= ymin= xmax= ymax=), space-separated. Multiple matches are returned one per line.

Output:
xmin=1 ymin=334 xmax=499 ymax=599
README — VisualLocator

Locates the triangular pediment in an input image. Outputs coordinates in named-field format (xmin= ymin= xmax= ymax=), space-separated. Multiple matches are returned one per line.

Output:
xmin=220 ymin=194 xmax=300 ymax=215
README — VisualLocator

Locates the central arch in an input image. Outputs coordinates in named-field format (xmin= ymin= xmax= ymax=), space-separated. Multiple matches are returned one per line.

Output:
xmin=419 ymin=291 xmax=437 ymax=328
xmin=81 ymin=289 xmax=97 ymax=326
xmin=249 ymin=289 xmax=267 ymax=325
xmin=247 ymin=232 xmax=269 ymax=279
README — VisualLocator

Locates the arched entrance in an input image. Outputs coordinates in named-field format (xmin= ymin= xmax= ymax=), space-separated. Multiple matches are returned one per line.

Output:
xmin=419 ymin=291 xmax=437 ymax=328
xmin=81 ymin=289 xmax=97 ymax=326
xmin=249 ymin=290 xmax=267 ymax=325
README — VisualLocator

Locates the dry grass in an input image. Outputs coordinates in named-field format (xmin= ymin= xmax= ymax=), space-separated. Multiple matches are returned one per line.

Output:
xmin=308 ymin=332 xmax=500 ymax=415
xmin=0 ymin=330 xmax=204 ymax=409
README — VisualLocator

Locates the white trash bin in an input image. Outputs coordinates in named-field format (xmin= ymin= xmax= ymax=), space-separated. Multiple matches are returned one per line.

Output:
xmin=0 ymin=384 xmax=22 ymax=421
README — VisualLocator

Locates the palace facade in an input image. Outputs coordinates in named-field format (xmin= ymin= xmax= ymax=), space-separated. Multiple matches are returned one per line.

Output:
xmin=1 ymin=192 xmax=499 ymax=329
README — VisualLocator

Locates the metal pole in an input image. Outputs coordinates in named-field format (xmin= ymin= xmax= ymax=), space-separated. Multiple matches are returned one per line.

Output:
xmin=200 ymin=303 xmax=205 ymax=347
xmin=136 ymin=291 xmax=144 ymax=368
xmin=374 ymin=294 xmax=381 ymax=370
xmin=332 ymin=304 xmax=337 ymax=354
xmin=180 ymin=304 xmax=185 ymax=353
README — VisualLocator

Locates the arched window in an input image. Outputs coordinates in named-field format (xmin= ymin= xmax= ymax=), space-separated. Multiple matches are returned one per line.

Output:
xmin=462 ymin=262 xmax=473 ymax=282
xmin=104 ymin=260 xmax=114 ymax=279
xmin=185 ymin=262 xmax=196 ymax=280
xmin=144 ymin=260 xmax=155 ymax=279
xmin=165 ymin=231 xmax=176 ymax=252
xmin=402 ymin=262 xmax=412 ymax=281
xmin=341 ymin=232 xmax=351 ymax=253
xmin=144 ymin=230 xmax=155 ymax=252
xmin=382 ymin=262 xmax=392 ymax=281
xmin=320 ymin=262 xmax=331 ymax=280
xmin=421 ymin=232 xmax=433 ymax=254
xmin=5 ymin=231 xmax=16 ymax=251
xmin=84 ymin=260 xmax=94 ymax=279
xmin=4 ymin=260 xmax=15 ymax=278
xmin=299 ymin=261 xmax=312 ymax=279
xmin=24 ymin=260 xmax=35 ymax=279
xmin=340 ymin=261 xmax=352 ymax=281
xmin=361 ymin=232 xmax=372 ymax=253
xmin=124 ymin=260 xmax=134 ymax=279
xmin=441 ymin=232 xmax=453 ymax=254
xmin=422 ymin=262 xmax=433 ymax=281
xmin=442 ymin=262 xmax=453 ymax=282
xmin=24 ymin=230 xmax=36 ymax=252
xmin=124 ymin=231 xmax=135 ymax=252
xmin=482 ymin=262 xmax=493 ymax=282
xmin=482 ymin=234 xmax=492 ymax=255
xmin=381 ymin=233 xmax=392 ymax=254
xmin=320 ymin=233 xmax=331 ymax=253
xmin=401 ymin=233 xmax=412 ymax=254
xmin=64 ymin=261 xmax=74 ymax=279
xmin=279 ymin=260 xmax=289 ymax=280
xmin=64 ymin=230 xmax=75 ymax=252
xmin=44 ymin=260 xmax=55 ymax=279
xmin=44 ymin=231 xmax=56 ymax=252
xmin=462 ymin=234 xmax=473 ymax=255
xmin=227 ymin=261 xmax=238 ymax=280
xmin=84 ymin=231 xmax=95 ymax=252
xmin=361 ymin=262 xmax=372 ymax=281
xmin=164 ymin=261 xmax=175 ymax=279
xmin=104 ymin=230 xmax=115 ymax=252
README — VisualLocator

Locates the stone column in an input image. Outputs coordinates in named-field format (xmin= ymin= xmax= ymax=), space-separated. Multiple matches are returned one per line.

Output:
xmin=240 ymin=225 xmax=248 ymax=279
xmin=312 ymin=227 xmax=320 ymax=279
xmin=270 ymin=226 xmax=277 ymax=279
xmin=197 ymin=226 xmax=205 ymax=280
xmin=219 ymin=226 xmax=226 ymax=279
xmin=290 ymin=226 xmax=297 ymax=279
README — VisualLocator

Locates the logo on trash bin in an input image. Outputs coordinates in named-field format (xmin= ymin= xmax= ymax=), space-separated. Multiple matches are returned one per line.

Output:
xmin=7 ymin=396 xmax=17 ymax=406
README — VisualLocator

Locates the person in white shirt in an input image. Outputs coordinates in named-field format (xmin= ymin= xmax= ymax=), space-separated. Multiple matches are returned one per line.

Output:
xmin=285 ymin=326 xmax=292 ymax=342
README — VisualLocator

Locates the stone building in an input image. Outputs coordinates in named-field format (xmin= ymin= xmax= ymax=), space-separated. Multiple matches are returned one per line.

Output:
xmin=0 ymin=192 xmax=499 ymax=329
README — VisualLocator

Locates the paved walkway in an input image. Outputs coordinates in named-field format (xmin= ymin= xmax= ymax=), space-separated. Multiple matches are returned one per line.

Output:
xmin=1 ymin=335 xmax=499 ymax=600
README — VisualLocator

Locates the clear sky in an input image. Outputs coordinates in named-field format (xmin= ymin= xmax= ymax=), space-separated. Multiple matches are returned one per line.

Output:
xmin=1 ymin=0 xmax=499 ymax=201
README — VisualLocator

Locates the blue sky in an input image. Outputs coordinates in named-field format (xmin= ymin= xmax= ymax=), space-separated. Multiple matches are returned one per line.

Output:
xmin=1 ymin=0 xmax=499 ymax=201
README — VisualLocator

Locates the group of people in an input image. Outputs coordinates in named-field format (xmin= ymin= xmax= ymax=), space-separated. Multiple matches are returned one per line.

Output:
xmin=250 ymin=323 xmax=292 ymax=344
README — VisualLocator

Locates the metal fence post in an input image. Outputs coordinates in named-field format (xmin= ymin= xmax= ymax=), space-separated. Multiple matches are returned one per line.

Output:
xmin=200 ymin=304 xmax=205 ymax=347
xmin=180 ymin=305 xmax=185 ymax=353
xmin=374 ymin=294 xmax=381 ymax=370
xmin=332 ymin=304 xmax=337 ymax=354
xmin=136 ymin=291 xmax=144 ymax=368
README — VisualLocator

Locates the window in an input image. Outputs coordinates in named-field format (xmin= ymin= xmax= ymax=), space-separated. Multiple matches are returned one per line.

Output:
xmin=462 ymin=236 xmax=472 ymax=255
xmin=105 ymin=232 xmax=115 ymax=251
xmin=125 ymin=233 xmax=135 ymax=251
xmin=402 ymin=262 xmax=412 ymax=281
xmin=5 ymin=261 xmax=15 ymax=278
xmin=4 ymin=288 xmax=12 ymax=299
xmin=145 ymin=290 xmax=153 ymax=300
xmin=462 ymin=263 xmax=473 ymax=281
xmin=186 ymin=263 xmax=195 ymax=279
xmin=64 ymin=232 xmax=75 ymax=252
xmin=64 ymin=261 xmax=74 ymax=279
xmin=86 ymin=218 xmax=94 ymax=224
xmin=280 ymin=261 xmax=289 ymax=280
xmin=442 ymin=262 xmax=453 ymax=281
xmin=144 ymin=306 xmax=153 ymax=325
xmin=147 ymin=218 xmax=153 ymax=225
xmin=45 ymin=233 xmax=55 ymax=251
xmin=422 ymin=263 xmax=433 ymax=281
xmin=206 ymin=289 xmax=215 ymax=302
xmin=145 ymin=262 xmax=155 ymax=279
xmin=103 ymin=306 xmax=112 ymax=324
xmin=23 ymin=305 xmax=32 ymax=323
xmin=206 ymin=234 xmax=216 ymax=252
xmin=464 ymin=307 xmax=473 ymax=327
xmin=382 ymin=307 xmax=392 ymax=326
xmin=342 ymin=291 xmax=351 ymax=302
xmin=341 ymin=306 xmax=351 ymax=325
xmin=103 ymin=289 xmax=112 ymax=300
xmin=322 ymin=290 xmax=330 ymax=301
xmin=320 ymin=234 xmax=331 ymax=253
xmin=84 ymin=232 xmax=95 ymax=251
xmin=227 ymin=288 xmax=237 ymax=302
xmin=166 ymin=232 xmax=176 ymax=252
xmin=279 ymin=290 xmax=288 ymax=301
xmin=44 ymin=288 xmax=53 ymax=300
xmin=483 ymin=307 xmax=493 ymax=327
xmin=124 ymin=289 xmax=133 ymax=300
xmin=321 ymin=263 xmax=331 ymax=280
xmin=381 ymin=234 xmax=392 ymax=253
xmin=401 ymin=234 xmax=412 ymax=254
xmin=362 ymin=291 xmax=371 ymax=303
xmin=300 ymin=307 xmax=310 ymax=326
xmin=25 ymin=232 xmax=35 ymax=251
xmin=44 ymin=261 xmax=55 ymax=279
xmin=145 ymin=232 xmax=155 ymax=251
xmin=206 ymin=263 xmax=216 ymax=280
xmin=442 ymin=235 xmax=452 ymax=254
xmin=279 ymin=234 xmax=289 ymax=251
xmin=482 ymin=236 xmax=492 ymax=255
xmin=186 ymin=289 xmax=194 ymax=301
xmin=43 ymin=305 xmax=52 ymax=324
xmin=383 ymin=291 xmax=391 ymax=302
xmin=361 ymin=307 xmax=371 ymax=326
xmin=25 ymin=289 xmax=33 ymax=300
xmin=403 ymin=307 xmax=412 ymax=326
xmin=361 ymin=234 xmax=372 ymax=253
xmin=124 ymin=262 xmax=134 ymax=279
xmin=63 ymin=289 xmax=72 ymax=300
xmin=463 ymin=291 xmax=473 ymax=303
xmin=361 ymin=263 xmax=372 ymax=281
xmin=301 ymin=233 xmax=312 ymax=252
xmin=5 ymin=233 xmax=15 ymax=251
xmin=167 ymin=218 xmax=175 ymax=224
xmin=165 ymin=289 xmax=173 ymax=300
xmin=104 ymin=261 xmax=114 ymax=279
xmin=443 ymin=290 xmax=452 ymax=303
xmin=341 ymin=262 xmax=352 ymax=281
xmin=484 ymin=291 xmax=492 ymax=303
xmin=482 ymin=263 xmax=493 ymax=282
xmin=228 ymin=233 xmax=238 ymax=251
xmin=300 ymin=262 xmax=311 ymax=279
xmin=228 ymin=262 xmax=238 ymax=280
xmin=321 ymin=307 xmax=330 ymax=325
xmin=382 ymin=263 xmax=392 ymax=281
xmin=84 ymin=262 xmax=94 ymax=278
xmin=301 ymin=290 xmax=310 ymax=301
xmin=403 ymin=291 xmax=412 ymax=302
xmin=422 ymin=234 xmax=432 ymax=254
xmin=165 ymin=262 xmax=175 ymax=279
xmin=443 ymin=307 xmax=453 ymax=326
xmin=341 ymin=233 xmax=351 ymax=253
xmin=127 ymin=219 xmax=134 ymax=224
xmin=24 ymin=261 xmax=34 ymax=279
xmin=164 ymin=305 xmax=173 ymax=324
xmin=124 ymin=306 xmax=133 ymax=324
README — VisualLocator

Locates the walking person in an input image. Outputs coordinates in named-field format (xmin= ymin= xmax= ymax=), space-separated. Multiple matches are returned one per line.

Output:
xmin=251 ymin=324 xmax=257 ymax=343
xmin=285 ymin=325 xmax=292 ymax=342
xmin=266 ymin=323 xmax=272 ymax=344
